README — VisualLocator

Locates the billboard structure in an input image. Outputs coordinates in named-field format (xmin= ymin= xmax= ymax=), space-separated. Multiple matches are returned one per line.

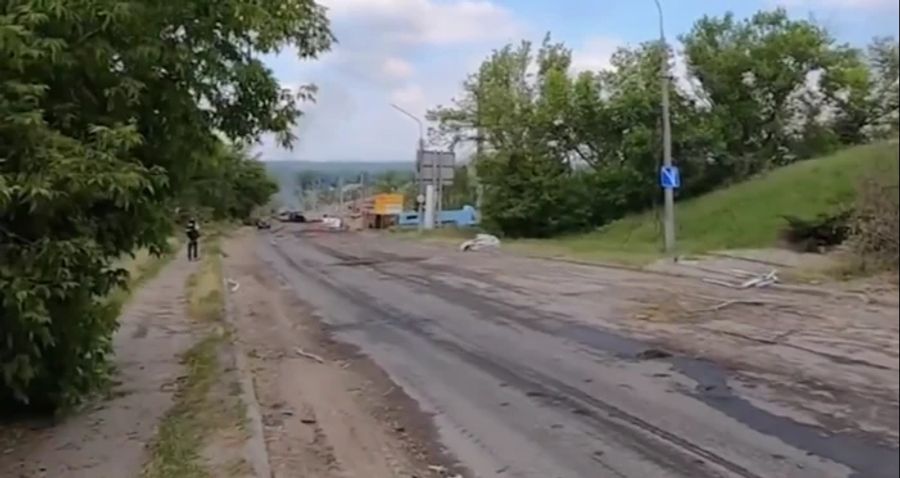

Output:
xmin=417 ymin=150 xmax=455 ymax=186
xmin=416 ymin=150 xmax=456 ymax=227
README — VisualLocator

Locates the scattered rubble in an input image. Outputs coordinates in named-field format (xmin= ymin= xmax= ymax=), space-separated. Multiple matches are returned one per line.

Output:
xmin=294 ymin=347 xmax=326 ymax=364
xmin=460 ymin=234 xmax=501 ymax=252
xmin=226 ymin=278 xmax=240 ymax=292
xmin=703 ymin=269 xmax=779 ymax=289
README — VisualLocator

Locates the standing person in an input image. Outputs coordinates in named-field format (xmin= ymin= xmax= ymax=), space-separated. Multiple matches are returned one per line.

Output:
xmin=185 ymin=219 xmax=201 ymax=261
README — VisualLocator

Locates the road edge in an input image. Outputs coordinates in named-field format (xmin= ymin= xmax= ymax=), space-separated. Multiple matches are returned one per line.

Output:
xmin=222 ymin=276 xmax=273 ymax=478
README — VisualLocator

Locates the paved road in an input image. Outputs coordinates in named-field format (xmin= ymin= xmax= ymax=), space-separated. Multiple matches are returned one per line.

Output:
xmin=260 ymin=228 xmax=898 ymax=478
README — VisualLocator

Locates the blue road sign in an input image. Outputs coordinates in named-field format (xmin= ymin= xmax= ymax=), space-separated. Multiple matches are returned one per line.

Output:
xmin=660 ymin=165 xmax=681 ymax=189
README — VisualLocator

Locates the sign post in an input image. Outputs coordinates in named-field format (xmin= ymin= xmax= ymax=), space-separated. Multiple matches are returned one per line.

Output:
xmin=417 ymin=150 xmax=455 ymax=229
xmin=660 ymin=164 xmax=679 ymax=254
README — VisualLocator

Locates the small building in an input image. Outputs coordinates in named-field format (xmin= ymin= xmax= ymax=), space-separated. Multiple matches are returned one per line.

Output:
xmin=362 ymin=193 xmax=404 ymax=229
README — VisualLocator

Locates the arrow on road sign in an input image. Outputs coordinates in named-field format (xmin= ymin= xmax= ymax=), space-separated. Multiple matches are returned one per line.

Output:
xmin=660 ymin=165 xmax=680 ymax=189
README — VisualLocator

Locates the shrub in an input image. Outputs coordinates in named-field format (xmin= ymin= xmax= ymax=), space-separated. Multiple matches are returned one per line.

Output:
xmin=780 ymin=211 xmax=852 ymax=253
xmin=849 ymin=160 xmax=900 ymax=271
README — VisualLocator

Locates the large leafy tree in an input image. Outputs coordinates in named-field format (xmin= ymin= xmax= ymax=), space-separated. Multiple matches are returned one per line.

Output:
xmin=432 ymin=37 xmax=594 ymax=237
xmin=1 ymin=0 xmax=331 ymax=409
xmin=865 ymin=37 xmax=899 ymax=137
xmin=181 ymin=145 xmax=279 ymax=220
xmin=681 ymin=9 xmax=849 ymax=170
xmin=430 ymin=38 xmax=719 ymax=235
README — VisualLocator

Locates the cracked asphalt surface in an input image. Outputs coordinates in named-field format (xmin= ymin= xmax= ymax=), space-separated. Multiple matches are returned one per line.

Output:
xmin=259 ymin=225 xmax=899 ymax=478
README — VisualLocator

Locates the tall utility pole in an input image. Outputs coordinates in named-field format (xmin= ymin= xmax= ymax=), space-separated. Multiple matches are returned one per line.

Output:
xmin=338 ymin=176 xmax=344 ymax=222
xmin=391 ymin=103 xmax=436 ymax=228
xmin=654 ymin=0 xmax=676 ymax=254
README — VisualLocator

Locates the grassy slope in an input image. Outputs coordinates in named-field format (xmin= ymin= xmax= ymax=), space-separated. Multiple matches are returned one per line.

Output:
xmin=517 ymin=142 xmax=899 ymax=262
xmin=394 ymin=143 xmax=898 ymax=264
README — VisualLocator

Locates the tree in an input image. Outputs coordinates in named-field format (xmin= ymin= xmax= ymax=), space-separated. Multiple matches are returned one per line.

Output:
xmin=681 ymin=9 xmax=848 ymax=170
xmin=181 ymin=145 xmax=278 ymax=220
xmin=443 ymin=164 xmax=476 ymax=209
xmin=431 ymin=9 xmax=893 ymax=241
xmin=1 ymin=0 xmax=331 ymax=409
xmin=865 ymin=37 xmax=900 ymax=138
xmin=373 ymin=170 xmax=413 ymax=193
xmin=431 ymin=37 xmax=593 ymax=237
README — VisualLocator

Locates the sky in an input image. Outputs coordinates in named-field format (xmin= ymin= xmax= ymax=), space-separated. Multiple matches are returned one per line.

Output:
xmin=257 ymin=0 xmax=900 ymax=162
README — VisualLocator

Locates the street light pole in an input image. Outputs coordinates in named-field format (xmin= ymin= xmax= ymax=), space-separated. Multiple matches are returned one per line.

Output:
xmin=653 ymin=0 xmax=676 ymax=255
xmin=390 ymin=103 xmax=425 ymax=152
xmin=391 ymin=103 xmax=436 ymax=228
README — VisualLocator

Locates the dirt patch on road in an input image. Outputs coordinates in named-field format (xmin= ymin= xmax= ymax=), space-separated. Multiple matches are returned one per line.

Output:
xmin=221 ymin=229 xmax=459 ymax=478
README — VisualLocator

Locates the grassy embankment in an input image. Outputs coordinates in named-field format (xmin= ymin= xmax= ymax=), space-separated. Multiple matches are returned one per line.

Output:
xmin=400 ymin=142 xmax=898 ymax=265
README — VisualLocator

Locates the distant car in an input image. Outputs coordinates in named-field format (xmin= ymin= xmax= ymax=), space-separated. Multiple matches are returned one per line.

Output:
xmin=287 ymin=212 xmax=306 ymax=223
xmin=256 ymin=219 xmax=271 ymax=230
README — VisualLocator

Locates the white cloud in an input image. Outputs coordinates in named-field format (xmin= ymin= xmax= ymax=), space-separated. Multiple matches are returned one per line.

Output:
xmin=773 ymin=0 xmax=898 ymax=10
xmin=256 ymin=0 xmax=522 ymax=161
xmin=389 ymin=84 xmax=427 ymax=112
xmin=320 ymin=0 xmax=521 ymax=45
xmin=571 ymin=36 xmax=622 ymax=73
xmin=381 ymin=57 xmax=415 ymax=81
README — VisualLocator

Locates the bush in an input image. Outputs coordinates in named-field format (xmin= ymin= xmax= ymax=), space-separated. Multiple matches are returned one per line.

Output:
xmin=780 ymin=211 xmax=851 ymax=252
xmin=849 ymin=161 xmax=900 ymax=271
xmin=479 ymin=152 xmax=593 ymax=238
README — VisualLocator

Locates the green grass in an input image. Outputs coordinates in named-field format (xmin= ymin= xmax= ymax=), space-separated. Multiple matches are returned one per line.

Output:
xmin=520 ymin=142 xmax=899 ymax=263
xmin=142 ymin=334 xmax=222 ymax=478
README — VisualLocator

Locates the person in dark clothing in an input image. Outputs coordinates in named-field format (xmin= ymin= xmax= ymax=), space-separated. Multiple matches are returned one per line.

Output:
xmin=186 ymin=219 xmax=200 ymax=261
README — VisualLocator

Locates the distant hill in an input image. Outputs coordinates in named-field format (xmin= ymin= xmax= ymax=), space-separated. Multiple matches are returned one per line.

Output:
xmin=265 ymin=160 xmax=414 ymax=176
xmin=265 ymin=160 xmax=414 ymax=208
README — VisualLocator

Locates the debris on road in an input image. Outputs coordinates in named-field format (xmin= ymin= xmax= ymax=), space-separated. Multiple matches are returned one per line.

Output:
xmin=635 ymin=348 xmax=673 ymax=360
xmin=692 ymin=298 xmax=783 ymax=313
xmin=427 ymin=464 xmax=448 ymax=474
xmin=226 ymin=278 xmax=240 ymax=292
xmin=703 ymin=269 xmax=779 ymax=289
xmin=294 ymin=347 xmax=326 ymax=364
xmin=322 ymin=216 xmax=343 ymax=230
xmin=740 ymin=269 xmax=779 ymax=288
xmin=460 ymin=233 xmax=501 ymax=252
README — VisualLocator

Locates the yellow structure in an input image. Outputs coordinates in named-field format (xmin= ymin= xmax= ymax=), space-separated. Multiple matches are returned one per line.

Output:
xmin=371 ymin=193 xmax=404 ymax=215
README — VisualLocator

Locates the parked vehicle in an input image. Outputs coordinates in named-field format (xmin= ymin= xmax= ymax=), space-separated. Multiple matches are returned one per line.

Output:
xmin=279 ymin=211 xmax=306 ymax=223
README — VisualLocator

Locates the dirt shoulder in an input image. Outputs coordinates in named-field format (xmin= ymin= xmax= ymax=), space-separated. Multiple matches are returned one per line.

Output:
xmin=0 ymin=235 xmax=271 ymax=478
xmin=219 ymin=228 xmax=457 ymax=478
xmin=0 ymin=253 xmax=201 ymax=478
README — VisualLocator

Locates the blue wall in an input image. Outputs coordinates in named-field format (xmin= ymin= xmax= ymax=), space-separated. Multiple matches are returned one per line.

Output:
xmin=397 ymin=205 xmax=479 ymax=227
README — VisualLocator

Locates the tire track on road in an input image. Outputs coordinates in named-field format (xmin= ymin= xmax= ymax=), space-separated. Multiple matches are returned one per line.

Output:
xmin=272 ymin=239 xmax=767 ymax=478
xmin=298 ymin=238 xmax=899 ymax=478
